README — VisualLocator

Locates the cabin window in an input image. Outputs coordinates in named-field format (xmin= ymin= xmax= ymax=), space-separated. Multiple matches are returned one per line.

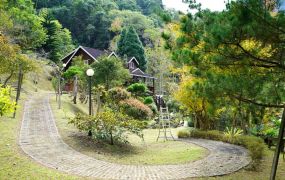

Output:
xmin=130 ymin=62 xmax=135 ymax=69
xmin=84 ymin=60 xmax=89 ymax=65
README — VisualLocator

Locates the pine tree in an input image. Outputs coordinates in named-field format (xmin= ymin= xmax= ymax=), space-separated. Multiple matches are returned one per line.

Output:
xmin=40 ymin=9 xmax=74 ymax=62
xmin=117 ymin=26 xmax=147 ymax=71
xmin=117 ymin=27 xmax=127 ymax=57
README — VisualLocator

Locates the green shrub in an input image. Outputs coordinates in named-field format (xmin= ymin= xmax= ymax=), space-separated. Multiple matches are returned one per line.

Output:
xmin=148 ymin=103 xmax=158 ymax=115
xmin=177 ymin=127 xmax=195 ymax=138
xmin=264 ymin=127 xmax=279 ymax=137
xmin=69 ymin=108 xmax=144 ymax=145
xmin=187 ymin=119 xmax=194 ymax=127
xmin=127 ymin=83 xmax=147 ymax=96
xmin=235 ymin=135 xmax=266 ymax=161
xmin=0 ymin=85 xmax=16 ymax=116
xmin=144 ymin=96 xmax=154 ymax=104
xmin=177 ymin=129 xmax=191 ymax=138
xmin=224 ymin=127 xmax=243 ymax=143
xmin=191 ymin=130 xmax=224 ymax=141
xmin=120 ymin=98 xmax=153 ymax=120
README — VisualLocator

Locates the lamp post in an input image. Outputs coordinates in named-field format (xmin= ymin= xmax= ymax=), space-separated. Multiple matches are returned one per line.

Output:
xmin=86 ymin=68 xmax=94 ymax=137
xmin=86 ymin=68 xmax=94 ymax=115
xmin=58 ymin=63 xmax=66 ymax=109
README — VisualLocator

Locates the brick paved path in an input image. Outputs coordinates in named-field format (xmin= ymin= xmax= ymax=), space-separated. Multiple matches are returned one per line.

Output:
xmin=19 ymin=95 xmax=251 ymax=180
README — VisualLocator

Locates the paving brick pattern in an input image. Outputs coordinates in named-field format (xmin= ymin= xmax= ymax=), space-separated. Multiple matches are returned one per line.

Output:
xmin=19 ymin=95 xmax=251 ymax=180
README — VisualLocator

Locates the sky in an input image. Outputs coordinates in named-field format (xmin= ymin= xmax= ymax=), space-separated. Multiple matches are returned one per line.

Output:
xmin=162 ymin=0 xmax=228 ymax=13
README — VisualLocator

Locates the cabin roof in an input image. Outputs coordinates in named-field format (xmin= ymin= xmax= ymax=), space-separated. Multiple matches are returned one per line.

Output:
xmin=81 ymin=46 xmax=106 ymax=59
xmin=61 ymin=46 xmax=119 ymax=66
xmin=131 ymin=68 xmax=156 ymax=79
xmin=128 ymin=57 xmax=140 ymax=65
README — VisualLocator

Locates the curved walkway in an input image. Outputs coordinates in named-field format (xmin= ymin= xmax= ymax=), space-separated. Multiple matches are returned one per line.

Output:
xmin=19 ymin=94 xmax=251 ymax=179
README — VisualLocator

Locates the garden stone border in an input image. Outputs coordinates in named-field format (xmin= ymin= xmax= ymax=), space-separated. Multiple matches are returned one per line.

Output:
xmin=19 ymin=94 xmax=251 ymax=180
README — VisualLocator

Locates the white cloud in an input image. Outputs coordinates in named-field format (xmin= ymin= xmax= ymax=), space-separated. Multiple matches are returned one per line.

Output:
xmin=162 ymin=0 xmax=227 ymax=13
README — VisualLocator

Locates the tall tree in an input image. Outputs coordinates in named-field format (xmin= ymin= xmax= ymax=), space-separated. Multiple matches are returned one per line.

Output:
xmin=116 ymin=0 xmax=140 ymax=11
xmin=2 ymin=0 xmax=47 ymax=50
xmin=91 ymin=56 xmax=130 ymax=90
xmin=173 ymin=0 xmax=285 ymax=130
xmin=136 ymin=0 xmax=163 ymax=15
xmin=117 ymin=27 xmax=147 ymax=71
xmin=117 ymin=28 xmax=127 ymax=57
xmin=0 ymin=34 xmax=36 ymax=86
xmin=84 ymin=11 xmax=111 ymax=49
xmin=174 ymin=0 xmax=285 ymax=177
xmin=40 ymin=9 xmax=74 ymax=62
xmin=50 ymin=0 xmax=116 ymax=49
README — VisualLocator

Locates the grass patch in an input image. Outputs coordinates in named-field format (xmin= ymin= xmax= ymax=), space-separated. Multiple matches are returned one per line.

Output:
xmin=51 ymin=94 xmax=208 ymax=165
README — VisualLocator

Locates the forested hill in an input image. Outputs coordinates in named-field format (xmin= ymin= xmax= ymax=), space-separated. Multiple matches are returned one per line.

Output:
xmin=0 ymin=0 xmax=180 ymax=88
xmin=32 ymin=0 xmax=178 ymax=61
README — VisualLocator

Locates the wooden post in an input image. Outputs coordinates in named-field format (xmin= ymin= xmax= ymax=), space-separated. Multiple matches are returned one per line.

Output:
xmin=270 ymin=106 xmax=285 ymax=180
xmin=152 ymin=78 xmax=155 ymax=95
xmin=73 ymin=76 xmax=78 ymax=104
xmin=58 ymin=73 xmax=61 ymax=109
xmin=13 ymin=64 xmax=23 ymax=118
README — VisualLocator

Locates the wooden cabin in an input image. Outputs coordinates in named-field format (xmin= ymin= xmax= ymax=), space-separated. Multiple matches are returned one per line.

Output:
xmin=61 ymin=46 xmax=156 ymax=93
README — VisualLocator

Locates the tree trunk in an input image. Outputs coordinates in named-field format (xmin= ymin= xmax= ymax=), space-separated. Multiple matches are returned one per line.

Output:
xmin=270 ymin=107 xmax=285 ymax=180
xmin=110 ymin=132 xmax=114 ymax=145
xmin=55 ymin=91 xmax=58 ymax=102
xmin=3 ymin=71 xmax=14 ymax=87
xmin=58 ymin=75 xmax=61 ymax=109
xmin=13 ymin=66 xmax=23 ymax=118
xmin=73 ymin=76 xmax=78 ymax=104
xmin=96 ymin=92 xmax=101 ymax=115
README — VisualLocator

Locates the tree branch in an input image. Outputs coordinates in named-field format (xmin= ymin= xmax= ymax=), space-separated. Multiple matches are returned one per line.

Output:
xmin=236 ymin=43 xmax=284 ymax=68
xmin=231 ymin=95 xmax=284 ymax=108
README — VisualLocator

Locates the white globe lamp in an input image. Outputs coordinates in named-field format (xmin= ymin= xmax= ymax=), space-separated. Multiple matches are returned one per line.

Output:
xmin=86 ymin=68 xmax=94 ymax=77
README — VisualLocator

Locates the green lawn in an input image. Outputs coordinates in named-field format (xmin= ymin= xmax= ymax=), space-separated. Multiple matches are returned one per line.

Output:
xmin=51 ymin=94 xmax=209 ymax=165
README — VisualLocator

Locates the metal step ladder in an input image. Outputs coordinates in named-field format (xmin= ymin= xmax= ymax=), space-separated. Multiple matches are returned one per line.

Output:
xmin=156 ymin=107 xmax=175 ymax=141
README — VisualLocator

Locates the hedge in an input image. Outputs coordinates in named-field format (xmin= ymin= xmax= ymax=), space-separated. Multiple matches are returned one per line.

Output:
xmin=177 ymin=128 xmax=266 ymax=166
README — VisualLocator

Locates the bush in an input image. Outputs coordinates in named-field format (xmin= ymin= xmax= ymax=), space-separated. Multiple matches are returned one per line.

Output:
xmin=127 ymin=83 xmax=147 ymax=96
xmin=0 ymin=85 xmax=16 ymax=116
xmin=264 ymin=127 xmax=279 ymax=137
xmin=224 ymin=127 xmax=243 ymax=143
xmin=148 ymin=103 xmax=158 ymax=115
xmin=177 ymin=129 xmax=191 ymax=138
xmin=191 ymin=130 xmax=223 ymax=141
xmin=120 ymin=98 xmax=153 ymax=120
xmin=147 ymin=120 xmax=158 ymax=129
xmin=69 ymin=108 xmax=145 ymax=145
xmin=108 ymin=87 xmax=131 ymax=102
xmin=144 ymin=96 xmax=154 ymax=105
xmin=177 ymin=128 xmax=266 ymax=164
xmin=235 ymin=135 xmax=266 ymax=162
